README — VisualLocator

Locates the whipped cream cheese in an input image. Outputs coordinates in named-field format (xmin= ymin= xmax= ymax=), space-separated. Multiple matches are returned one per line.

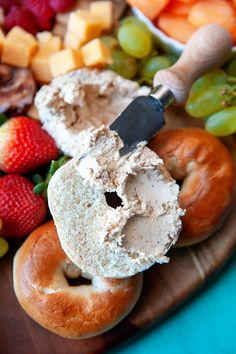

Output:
xmin=35 ymin=68 xmax=149 ymax=157
xmin=48 ymin=126 xmax=184 ymax=278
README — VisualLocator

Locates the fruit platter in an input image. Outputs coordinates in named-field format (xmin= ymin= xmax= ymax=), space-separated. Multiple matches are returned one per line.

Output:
xmin=1 ymin=0 xmax=236 ymax=353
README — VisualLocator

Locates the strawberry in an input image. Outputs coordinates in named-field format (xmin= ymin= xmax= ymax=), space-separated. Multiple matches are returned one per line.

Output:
xmin=23 ymin=0 xmax=54 ymax=31
xmin=49 ymin=0 xmax=75 ymax=13
xmin=5 ymin=5 xmax=39 ymax=35
xmin=0 ymin=0 xmax=19 ymax=13
xmin=0 ymin=174 xmax=47 ymax=238
xmin=0 ymin=116 xmax=60 ymax=174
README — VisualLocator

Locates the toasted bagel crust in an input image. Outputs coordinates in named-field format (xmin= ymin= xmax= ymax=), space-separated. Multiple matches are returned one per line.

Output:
xmin=149 ymin=128 xmax=235 ymax=246
xmin=13 ymin=221 xmax=143 ymax=338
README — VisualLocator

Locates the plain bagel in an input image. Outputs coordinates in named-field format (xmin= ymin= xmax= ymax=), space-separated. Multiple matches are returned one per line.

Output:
xmin=149 ymin=128 xmax=235 ymax=246
xmin=13 ymin=221 xmax=143 ymax=339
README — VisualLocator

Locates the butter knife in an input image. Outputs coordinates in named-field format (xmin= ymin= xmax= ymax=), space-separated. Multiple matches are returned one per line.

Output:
xmin=110 ymin=24 xmax=232 ymax=155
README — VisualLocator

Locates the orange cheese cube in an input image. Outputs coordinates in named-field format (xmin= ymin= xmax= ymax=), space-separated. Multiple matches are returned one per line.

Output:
xmin=81 ymin=38 xmax=112 ymax=67
xmin=37 ymin=32 xmax=62 ymax=54
xmin=36 ymin=31 xmax=52 ymax=43
xmin=64 ymin=31 xmax=84 ymax=49
xmin=2 ymin=26 xmax=38 ymax=67
xmin=6 ymin=26 xmax=37 ymax=45
xmin=90 ymin=1 xmax=113 ymax=31
xmin=0 ymin=28 xmax=5 ymax=55
xmin=68 ymin=10 xmax=102 ymax=43
xmin=31 ymin=51 xmax=52 ymax=83
xmin=49 ymin=48 xmax=84 ymax=77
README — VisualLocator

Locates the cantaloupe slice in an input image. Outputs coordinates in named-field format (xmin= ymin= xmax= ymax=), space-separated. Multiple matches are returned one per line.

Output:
xmin=127 ymin=0 xmax=170 ymax=21
xmin=157 ymin=13 xmax=197 ymax=43
xmin=165 ymin=1 xmax=192 ymax=16
xmin=188 ymin=0 xmax=236 ymax=36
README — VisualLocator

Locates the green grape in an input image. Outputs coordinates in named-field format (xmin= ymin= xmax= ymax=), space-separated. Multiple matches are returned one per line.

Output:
xmin=119 ymin=16 xmax=150 ymax=34
xmin=101 ymin=36 xmax=119 ymax=51
xmin=117 ymin=24 xmax=152 ymax=59
xmin=166 ymin=53 xmax=179 ymax=65
xmin=185 ymin=85 xmax=231 ymax=118
xmin=205 ymin=107 xmax=236 ymax=136
xmin=140 ymin=56 xmax=171 ymax=79
xmin=0 ymin=237 xmax=9 ymax=258
xmin=191 ymin=70 xmax=227 ymax=94
xmin=226 ymin=58 xmax=236 ymax=77
xmin=108 ymin=50 xmax=138 ymax=79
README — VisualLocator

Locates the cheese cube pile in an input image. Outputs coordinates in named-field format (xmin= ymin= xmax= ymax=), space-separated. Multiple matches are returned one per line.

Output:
xmin=0 ymin=1 xmax=113 ymax=82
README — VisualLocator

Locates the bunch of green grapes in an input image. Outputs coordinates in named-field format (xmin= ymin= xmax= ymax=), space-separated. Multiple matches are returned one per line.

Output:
xmin=185 ymin=63 xmax=236 ymax=137
xmin=101 ymin=16 xmax=178 ymax=82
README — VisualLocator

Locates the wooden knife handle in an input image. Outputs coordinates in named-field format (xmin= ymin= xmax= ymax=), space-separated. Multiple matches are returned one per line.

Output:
xmin=153 ymin=24 xmax=233 ymax=104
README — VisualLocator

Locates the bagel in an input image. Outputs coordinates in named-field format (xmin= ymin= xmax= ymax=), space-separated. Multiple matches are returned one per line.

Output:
xmin=149 ymin=128 xmax=235 ymax=246
xmin=48 ymin=126 xmax=183 ymax=278
xmin=13 ymin=221 xmax=143 ymax=339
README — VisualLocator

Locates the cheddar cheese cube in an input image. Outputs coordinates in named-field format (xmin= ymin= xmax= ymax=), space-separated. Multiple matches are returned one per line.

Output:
xmin=68 ymin=10 xmax=102 ymax=43
xmin=90 ymin=1 xmax=113 ymax=31
xmin=6 ymin=26 xmax=37 ymax=46
xmin=81 ymin=38 xmax=112 ymax=67
xmin=2 ymin=26 xmax=38 ymax=67
xmin=0 ymin=28 xmax=5 ymax=55
xmin=31 ymin=51 xmax=52 ymax=83
xmin=49 ymin=48 xmax=84 ymax=77
xmin=64 ymin=31 xmax=84 ymax=49
xmin=36 ymin=31 xmax=52 ymax=43
xmin=37 ymin=31 xmax=62 ymax=54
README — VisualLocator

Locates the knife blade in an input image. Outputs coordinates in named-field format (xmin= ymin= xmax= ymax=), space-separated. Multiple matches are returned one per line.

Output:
xmin=110 ymin=85 xmax=175 ymax=155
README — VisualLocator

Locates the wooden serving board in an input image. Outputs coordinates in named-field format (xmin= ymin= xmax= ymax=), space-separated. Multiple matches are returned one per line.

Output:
xmin=1 ymin=109 xmax=236 ymax=354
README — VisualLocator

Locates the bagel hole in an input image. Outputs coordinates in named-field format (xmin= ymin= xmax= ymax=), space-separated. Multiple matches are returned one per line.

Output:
xmin=65 ymin=275 xmax=92 ymax=287
xmin=105 ymin=192 xmax=123 ymax=209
